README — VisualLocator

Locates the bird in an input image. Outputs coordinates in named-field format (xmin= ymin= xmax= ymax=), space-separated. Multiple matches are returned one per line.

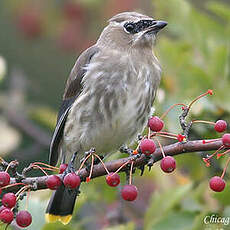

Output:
xmin=45 ymin=11 xmax=167 ymax=225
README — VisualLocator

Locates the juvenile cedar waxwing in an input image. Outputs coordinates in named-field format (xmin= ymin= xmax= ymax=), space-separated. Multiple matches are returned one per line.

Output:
xmin=46 ymin=11 xmax=167 ymax=224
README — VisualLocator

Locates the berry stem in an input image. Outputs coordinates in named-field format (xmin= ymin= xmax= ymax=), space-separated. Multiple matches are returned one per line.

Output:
xmin=129 ymin=161 xmax=134 ymax=185
xmin=218 ymin=149 xmax=230 ymax=159
xmin=208 ymin=145 xmax=225 ymax=160
xmin=221 ymin=156 xmax=230 ymax=179
xmin=192 ymin=120 xmax=215 ymax=125
xmin=32 ymin=162 xmax=59 ymax=170
xmin=77 ymin=153 xmax=92 ymax=174
xmin=155 ymin=134 xmax=178 ymax=140
xmin=188 ymin=90 xmax=213 ymax=111
xmin=155 ymin=138 xmax=166 ymax=158
xmin=203 ymin=138 xmax=221 ymax=144
xmin=150 ymin=131 xmax=178 ymax=138
xmin=160 ymin=103 xmax=186 ymax=120
xmin=148 ymin=127 xmax=151 ymax=139
xmin=114 ymin=160 xmax=131 ymax=175
xmin=31 ymin=164 xmax=48 ymax=176
xmin=15 ymin=185 xmax=30 ymax=199
xmin=93 ymin=153 xmax=110 ymax=174
xmin=5 ymin=161 xmax=14 ymax=173
xmin=1 ymin=183 xmax=26 ymax=190
xmin=87 ymin=155 xmax=95 ymax=182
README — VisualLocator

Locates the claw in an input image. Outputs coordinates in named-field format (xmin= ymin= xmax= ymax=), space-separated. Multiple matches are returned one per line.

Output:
xmin=139 ymin=165 xmax=145 ymax=176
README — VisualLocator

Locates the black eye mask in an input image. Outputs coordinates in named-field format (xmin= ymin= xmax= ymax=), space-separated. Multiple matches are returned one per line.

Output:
xmin=124 ymin=20 xmax=156 ymax=34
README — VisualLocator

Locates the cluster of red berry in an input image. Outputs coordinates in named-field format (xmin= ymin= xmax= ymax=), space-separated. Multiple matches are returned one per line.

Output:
xmin=0 ymin=171 xmax=32 ymax=227
xmin=46 ymin=170 xmax=81 ymax=191
xmin=139 ymin=116 xmax=176 ymax=173
xmin=201 ymin=120 xmax=229 ymax=193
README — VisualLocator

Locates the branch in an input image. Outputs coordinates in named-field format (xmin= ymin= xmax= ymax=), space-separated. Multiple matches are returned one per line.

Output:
xmin=6 ymin=138 xmax=224 ymax=193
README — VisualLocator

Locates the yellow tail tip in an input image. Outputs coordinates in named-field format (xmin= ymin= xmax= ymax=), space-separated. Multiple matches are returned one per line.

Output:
xmin=45 ymin=214 xmax=72 ymax=225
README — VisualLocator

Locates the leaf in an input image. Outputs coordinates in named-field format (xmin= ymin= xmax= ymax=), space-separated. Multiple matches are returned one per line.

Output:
xmin=148 ymin=211 xmax=197 ymax=230
xmin=144 ymin=183 xmax=193 ymax=229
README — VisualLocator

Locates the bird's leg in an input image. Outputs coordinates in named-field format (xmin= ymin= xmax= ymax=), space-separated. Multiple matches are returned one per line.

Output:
xmin=63 ymin=152 xmax=78 ymax=176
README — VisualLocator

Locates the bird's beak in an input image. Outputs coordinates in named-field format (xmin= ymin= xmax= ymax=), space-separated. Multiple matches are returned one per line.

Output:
xmin=145 ymin=20 xmax=168 ymax=34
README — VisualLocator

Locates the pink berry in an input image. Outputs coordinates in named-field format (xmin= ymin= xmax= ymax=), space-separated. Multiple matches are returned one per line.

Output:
xmin=16 ymin=210 xmax=32 ymax=227
xmin=63 ymin=173 xmax=81 ymax=189
xmin=0 ymin=172 xmax=10 ymax=187
xmin=209 ymin=176 xmax=225 ymax=192
xmin=2 ymin=193 xmax=17 ymax=208
xmin=106 ymin=173 xmax=120 ymax=187
xmin=121 ymin=185 xmax=138 ymax=201
xmin=0 ymin=208 xmax=14 ymax=223
xmin=59 ymin=164 xmax=68 ymax=174
xmin=148 ymin=116 xmax=164 ymax=132
xmin=222 ymin=133 xmax=230 ymax=147
xmin=215 ymin=120 xmax=227 ymax=133
xmin=46 ymin=175 xmax=62 ymax=190
xmin=140 ymin=139 xmax=156 ymax=156
xmin=160 ymin=156 xmax=176 ymax=173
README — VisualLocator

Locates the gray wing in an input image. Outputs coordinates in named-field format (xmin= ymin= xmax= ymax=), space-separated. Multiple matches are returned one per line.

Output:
xmin=49 ymin=45 xmax=100 ymax=166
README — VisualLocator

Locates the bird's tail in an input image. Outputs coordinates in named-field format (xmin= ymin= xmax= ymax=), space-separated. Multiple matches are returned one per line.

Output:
xmin=45 ymin=184 xmax=79 ymax=225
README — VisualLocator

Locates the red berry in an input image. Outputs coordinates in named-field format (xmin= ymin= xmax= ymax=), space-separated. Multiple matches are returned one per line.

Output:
xmin=0 ymin=172 xmax=10 ymax=187
xmin=160 ymin=156 xmax=176 ymax=173
xmin=2 ymin=193 xmax=17 ymax=208
xmin=0 ymin=206 xmax=8 ymax=214
xmin=59 ymin=164 xmax=68 ymax=174
xmin=222 ymin=133 xmax=230 ymax=147
xmin=209 ymin=176 xmax=225 ymax=192
xmin=215 ymin=120 xmax=227 ymax=133
xmin=0 ymin=208 xmax=14 ymax=223
xmin=46 ymin=175 xmax=62 ymax=190
xmin=16 ymin=210 xmax=32 ymax=227
xmin=121 ymin=185 xmax=138 ymax=201
xmin=63 ymin=173 xmax=81 ymax=189
xmin=106 ymin=173 xmax=120 ymax=187
xmin=148 ymin=116 xmax=164 ymax=132
xmin=140 ymin=139 xmax=156 ymax=156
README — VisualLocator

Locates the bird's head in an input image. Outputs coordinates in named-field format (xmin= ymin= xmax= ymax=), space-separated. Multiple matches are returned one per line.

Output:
xmin=97 ymin=12 xmax=167 ymax=50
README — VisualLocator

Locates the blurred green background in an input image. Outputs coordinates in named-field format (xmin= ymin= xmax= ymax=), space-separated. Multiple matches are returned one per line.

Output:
xmin=0 ymin=0 xmax=230 ymax=229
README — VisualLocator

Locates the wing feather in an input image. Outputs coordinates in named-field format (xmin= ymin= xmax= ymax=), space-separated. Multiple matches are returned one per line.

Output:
xmin=49 ymin=46 xmax=100 ymax=166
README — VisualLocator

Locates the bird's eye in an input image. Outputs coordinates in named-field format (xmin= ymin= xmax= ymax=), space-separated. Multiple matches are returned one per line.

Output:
xmin=124 ymin=23 xmax=136 ymax=34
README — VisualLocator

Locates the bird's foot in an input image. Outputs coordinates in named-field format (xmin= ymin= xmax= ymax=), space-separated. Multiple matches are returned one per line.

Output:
xmin=63 ymin=152 xmax=77 ymax=176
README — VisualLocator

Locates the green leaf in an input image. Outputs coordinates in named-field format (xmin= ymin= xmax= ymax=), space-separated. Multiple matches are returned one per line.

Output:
xmin=144 ymin=183 xmax=193 ymax=229
xmin=148 ymin=211 xmax=197 ymax=230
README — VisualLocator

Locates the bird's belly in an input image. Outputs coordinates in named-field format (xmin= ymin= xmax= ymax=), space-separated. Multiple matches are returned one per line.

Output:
xmin=63 ymin=86 xmax=152 ymax=156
